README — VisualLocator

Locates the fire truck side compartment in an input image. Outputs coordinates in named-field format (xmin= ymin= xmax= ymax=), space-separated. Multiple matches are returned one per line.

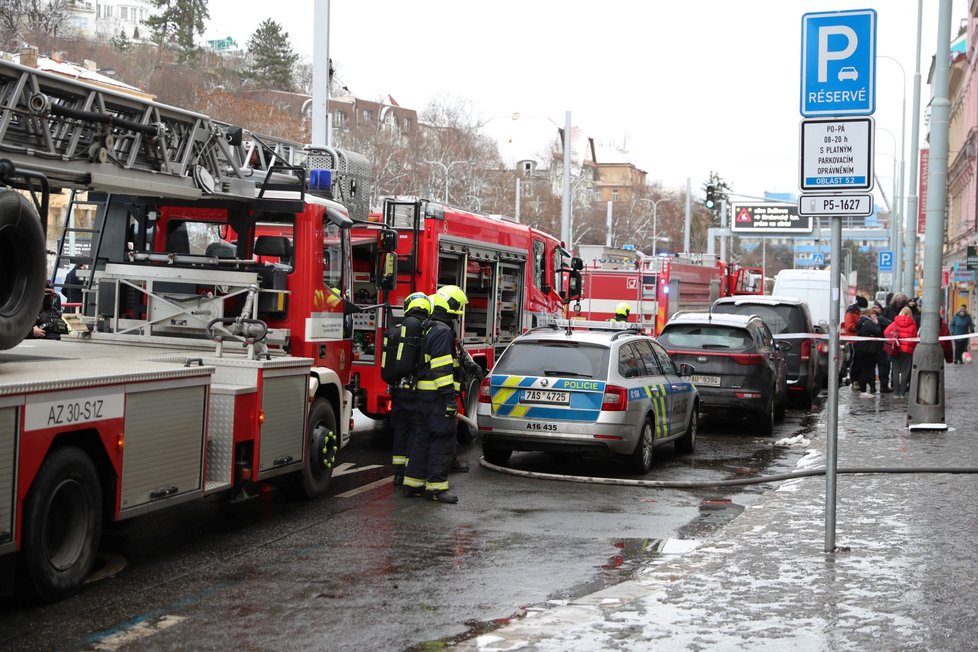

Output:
xmin=0 ymin=404 xmax=16 ymax=553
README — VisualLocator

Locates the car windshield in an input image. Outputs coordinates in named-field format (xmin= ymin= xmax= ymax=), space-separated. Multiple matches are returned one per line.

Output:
xmin=658 ymin=324 xmax=753 ymax=350
xmin=493 ymin=341 xmax=610 ymax=379
xmin=712 ymin=304 xmax=805 ymax=335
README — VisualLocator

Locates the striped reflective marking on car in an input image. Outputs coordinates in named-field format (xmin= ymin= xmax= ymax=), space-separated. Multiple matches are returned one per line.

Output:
xmin=489 ymin=374 xmax=604 ymax=421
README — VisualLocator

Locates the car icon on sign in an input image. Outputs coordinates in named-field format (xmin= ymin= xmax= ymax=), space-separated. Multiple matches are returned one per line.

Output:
xmin=838 ymin=66 xmax=859 ymax=82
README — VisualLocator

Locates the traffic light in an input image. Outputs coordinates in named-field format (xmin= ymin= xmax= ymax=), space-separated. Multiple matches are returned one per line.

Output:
xmin=705 ymin=185 xmax=716 ymax=209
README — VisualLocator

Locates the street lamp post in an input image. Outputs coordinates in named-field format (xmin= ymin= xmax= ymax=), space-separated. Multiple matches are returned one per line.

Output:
xmin=879 ymin=55 xmax=908 ymax=294
xmin=637 ymin=197 xmax=668 ymax=255
xmin=423 ymin=159 xmax=469 ymax=203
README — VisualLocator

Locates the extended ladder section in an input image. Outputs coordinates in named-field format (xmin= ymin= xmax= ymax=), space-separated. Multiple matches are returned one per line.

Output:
xmin=0 ymin=58 xmax=368 ymax=208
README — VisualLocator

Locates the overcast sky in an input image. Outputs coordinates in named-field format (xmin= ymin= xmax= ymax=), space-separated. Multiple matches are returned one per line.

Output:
xmin=203 ymin=0 xmax=967 ymax=203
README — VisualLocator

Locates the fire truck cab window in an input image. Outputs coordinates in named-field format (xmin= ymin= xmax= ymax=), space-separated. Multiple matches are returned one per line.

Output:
xmin=552 ymin=250 xmax=565 ymax=295
xmin=323 ymin=222 xmax=346 ymax=290
xmin=166 ymin=221 xmax=225 ymax=256
xmin=532 ymin=240 xmax=545 ymax=289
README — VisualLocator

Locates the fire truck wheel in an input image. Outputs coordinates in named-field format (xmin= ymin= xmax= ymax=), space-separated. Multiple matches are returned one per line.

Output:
xmin=457 ymin=379 xmax=480 ymax=445
xmin=20 ymin=447 xmax=102 ymax=602
xmin=0 ymin=191 xmax=46 ymax=351
xmin=298 ymin=398 xmax=338 ymax=498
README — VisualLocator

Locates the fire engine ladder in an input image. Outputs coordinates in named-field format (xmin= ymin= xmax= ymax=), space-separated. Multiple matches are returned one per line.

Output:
xmin=0 ymin=58 xmax=307 ymax=202
xmin=50 ymin=189 xmax=109 ymax=305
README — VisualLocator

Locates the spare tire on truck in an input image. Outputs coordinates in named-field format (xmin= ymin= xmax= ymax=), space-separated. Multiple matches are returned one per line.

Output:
xmin=0 ymin=191 xmax=46 ymax=350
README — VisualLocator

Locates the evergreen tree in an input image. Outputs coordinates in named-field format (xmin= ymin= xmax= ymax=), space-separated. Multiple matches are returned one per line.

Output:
xmin=245 ymin=19 xmax=298 ymax=91
xmin=111 ymin=28 xmax=132 ymax=52
xmin=145 ymin=0 xmax=209 ymax=63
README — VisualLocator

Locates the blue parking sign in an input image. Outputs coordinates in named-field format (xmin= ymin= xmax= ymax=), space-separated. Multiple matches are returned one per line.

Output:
xmin=801 ymin=9 xmax=876 ymax=116
xmin=878 ymin=250 xmax=893 ymax=271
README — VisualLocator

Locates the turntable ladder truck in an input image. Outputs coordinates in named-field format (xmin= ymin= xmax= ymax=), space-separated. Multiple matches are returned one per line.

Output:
xmin=0 ymin=58 xmax=370 ymax=601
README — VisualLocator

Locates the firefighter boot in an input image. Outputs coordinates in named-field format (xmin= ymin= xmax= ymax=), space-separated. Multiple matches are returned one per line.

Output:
xmin=449 ymin=457 xmax=469 ymax=473
xmin=393 ymin=465 xmax=405 ymax=486
xmin=425 ymin=490 xmax=459 ymax=504
xmin=402 ymin=486 xmax=424 ymax=498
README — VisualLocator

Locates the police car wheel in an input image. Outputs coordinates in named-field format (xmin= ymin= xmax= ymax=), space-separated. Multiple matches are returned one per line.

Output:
xmin=20 ymin=447 xmax=102 ymax=602
xmin=0 ymin=191 xmax=46 ymax=350
xmin=628 ymin=418 xmax=654 ymax=474
xmin=457 ymin=379 xmax=479 ymax=445
xmin=298 ymin=398 xmax=338 ymax=498
xmin=483 ymin=446 xmax=512 ymax=466
xmin=675 ymin=409 xmax=697 ymax=454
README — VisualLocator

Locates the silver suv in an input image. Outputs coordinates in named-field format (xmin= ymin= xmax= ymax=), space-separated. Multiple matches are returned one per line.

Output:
xmin=477 ymin=324 xmax=699 ymax=474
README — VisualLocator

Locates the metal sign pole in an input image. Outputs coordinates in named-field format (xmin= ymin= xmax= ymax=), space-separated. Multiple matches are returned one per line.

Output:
xmin=824 ymin=215 xmax=842 ymax=552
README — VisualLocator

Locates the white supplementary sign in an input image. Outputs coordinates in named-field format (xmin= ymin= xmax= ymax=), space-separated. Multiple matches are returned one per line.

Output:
xmin=800 ymin=117 xmax=874 ymax=191
xmin=25 ymin=387 xmax=125 ymax=432
xmin=798 ymin=194 xmax=873 ymax=217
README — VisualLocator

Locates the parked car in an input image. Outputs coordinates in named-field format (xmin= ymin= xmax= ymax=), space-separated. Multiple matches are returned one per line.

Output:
xmin=478 ymin=324 xmax=699 ymax=474
xmin=658 ymin=312 xmax=788 ymax=436
xmin=711 ymin=295 xmax=821 ymax=408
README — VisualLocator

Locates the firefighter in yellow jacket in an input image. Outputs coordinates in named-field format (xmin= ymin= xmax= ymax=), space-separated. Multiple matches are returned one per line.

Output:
xmin=402 ymin=285 xmax=467 ymax=504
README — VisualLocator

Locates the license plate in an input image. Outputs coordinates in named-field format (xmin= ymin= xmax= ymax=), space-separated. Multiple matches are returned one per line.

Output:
xmin=690 ymin=375 xmax=721 ymax=386
xmin=522 ymin=389 xmax=570 ymax=404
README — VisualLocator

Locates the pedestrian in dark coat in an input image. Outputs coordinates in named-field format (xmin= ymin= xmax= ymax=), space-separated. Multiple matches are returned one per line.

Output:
xmin=949 ymin=304 xmax=974 ymax=364
xmin=874 ymin=303 xmax=893 ymax=392
xmin=854 ymin=307 xmax=884 ymax=396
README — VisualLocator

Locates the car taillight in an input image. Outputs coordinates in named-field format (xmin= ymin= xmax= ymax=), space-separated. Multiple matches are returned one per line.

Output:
xmin=731 ymin=353 xmax=764 ymax=365
xmin=602 ymin=385 xmax=628 ymax=411
xmin=478 ymin=377 xmax=491 ymax=403
xmin=817 ymin=342 xmax=829 ymax=354
xmin=800 ymin=338 xmax=812 ymax=361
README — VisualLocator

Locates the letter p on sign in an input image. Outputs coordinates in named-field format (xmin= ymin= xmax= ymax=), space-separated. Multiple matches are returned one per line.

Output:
xmin=817 ymin=26 xmax=857 ymax=82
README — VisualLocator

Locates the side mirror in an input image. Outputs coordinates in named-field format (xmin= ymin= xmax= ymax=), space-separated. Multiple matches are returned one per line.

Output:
xmin=379 ymin=228 xmax=398 ymax=253
xmin=564 ymin=270 xmax=582 ymax=303
xmin=571 ymin=256 xmax=584 ymax=271
xmin=379 ymin=252 xmax=397 ymax=291
xmin=777 ymin=340 xmax=792 ymax=352
xmin=813 ymin=324 xmax=825 ymax=334
xmin=679 ymin=362 xmax=695 ymax=377
xmin=542 ymin=284 xmax=552 ymax=294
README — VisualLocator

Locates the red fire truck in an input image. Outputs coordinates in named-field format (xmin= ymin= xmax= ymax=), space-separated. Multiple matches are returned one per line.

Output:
xmin=0 ymin=59 xmax=378 ymax=600
xmin=573 ymin=246 xmax=762 ymax=334
xmin=348 ymin=200 xmax=580 ymax=434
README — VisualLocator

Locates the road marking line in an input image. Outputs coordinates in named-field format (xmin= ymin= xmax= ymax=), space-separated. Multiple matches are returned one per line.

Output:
xmin=333 ymin=462 xmax=355 ymax=473
xmin=333 ymin=463 xmax=383 ymax=477
xmin=336 ymin=476 xmax=393 ymax=498
xmin=91 ymin=615 xmax=186 ymax=651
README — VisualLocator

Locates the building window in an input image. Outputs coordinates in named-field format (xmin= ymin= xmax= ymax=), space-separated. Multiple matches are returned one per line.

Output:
xmin=362 ymin=109 xmax=373 ymax=123
xmin=403 ymin=117 xmax=412 ymax=132
xmin=121 ymin=6 xmax=128 ymax=20
xmin=611 ymin=190 xmax=619 ymax=201
xmin=333 ymin=111 xmax=346 ymax=127
xmin=521 ymin=161 xmax=533 ymax=175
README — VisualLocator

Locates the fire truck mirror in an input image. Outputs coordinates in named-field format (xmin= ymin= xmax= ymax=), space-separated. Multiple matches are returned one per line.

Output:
xmin=565 ymin=271 xmax=583 ymax=303
xmin=379 ymin=252 xmax=398 ymax=291
xmin=379 ymin=228 xmax=398 ymax=253
xmin=570 ymin=257 xmax=584 ymax=271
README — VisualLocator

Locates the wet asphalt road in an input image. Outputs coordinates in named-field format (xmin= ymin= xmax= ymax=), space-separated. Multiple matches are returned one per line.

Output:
xmin=0 ymin=402 xmax=821 ymax=651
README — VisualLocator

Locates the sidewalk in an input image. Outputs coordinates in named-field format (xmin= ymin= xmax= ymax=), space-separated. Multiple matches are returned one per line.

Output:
xmin=456 ymin=366 xmax=978 ymax=651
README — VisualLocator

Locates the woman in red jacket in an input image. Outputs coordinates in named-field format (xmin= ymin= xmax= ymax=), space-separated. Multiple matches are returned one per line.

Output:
xmin=884 ymin=307 xmax=917 ymax=398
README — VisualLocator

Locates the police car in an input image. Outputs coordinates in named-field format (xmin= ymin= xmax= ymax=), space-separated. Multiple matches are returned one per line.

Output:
xmin=477 ymin=322 xmax=699 ymax=473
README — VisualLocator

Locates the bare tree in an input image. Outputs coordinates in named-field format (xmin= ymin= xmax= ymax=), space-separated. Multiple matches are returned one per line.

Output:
xmin=0 ymin=0 xmax=74 ymax=49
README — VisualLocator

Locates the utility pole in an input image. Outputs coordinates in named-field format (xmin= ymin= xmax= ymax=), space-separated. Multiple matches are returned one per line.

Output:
xmin=908 ymin=0 xmax=952 ymax=431
xmin=903 ymin=0 xmax=924 ymax=296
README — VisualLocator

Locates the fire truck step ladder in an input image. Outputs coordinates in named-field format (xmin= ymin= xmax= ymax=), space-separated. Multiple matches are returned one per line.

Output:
xmin=51 ymin=189 xmax=108 ymax=301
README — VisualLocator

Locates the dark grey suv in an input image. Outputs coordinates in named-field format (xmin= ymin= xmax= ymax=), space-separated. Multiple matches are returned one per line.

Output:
xmin=711 ymin=296 xmax=821 ymax=408
xmin=658 ymin=312 xmax=788 ymax=436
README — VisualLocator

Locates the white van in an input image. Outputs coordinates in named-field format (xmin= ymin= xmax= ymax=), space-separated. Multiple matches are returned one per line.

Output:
xmin=771 ymin=269 xmax=848 ymax=327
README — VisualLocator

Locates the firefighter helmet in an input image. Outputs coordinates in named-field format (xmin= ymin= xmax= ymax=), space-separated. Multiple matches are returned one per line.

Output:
xmin=615 ymin=302 xmax=631 ymax=319
xmin=404 ymin=291 xmax=432 ymax=316
xmin=436 ymin=285 xmax=468 ymax=316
